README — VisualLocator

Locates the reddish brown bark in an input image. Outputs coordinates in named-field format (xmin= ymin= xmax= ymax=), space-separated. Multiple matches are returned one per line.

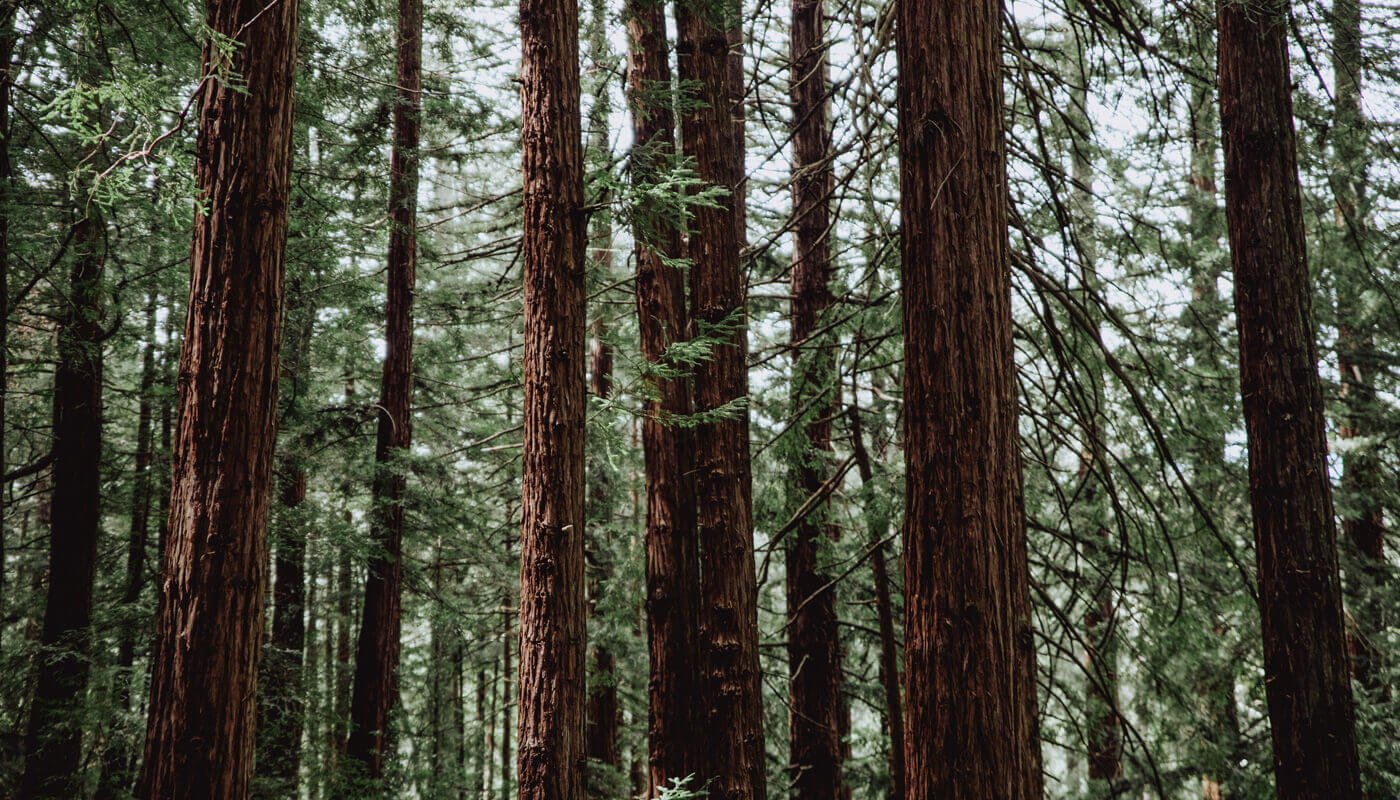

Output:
xmin=516 ymin=0 xmax=588 ymax=790
xmin=895 ymin=1 xmax=1043 ymax=798
xmin=341 ymin=0 xmax=421 ymax=788
xmin=785 ymin=0 xmax=842 ymax=795
xmin=137 ymin=0 xmax=299 ymax=795
xmin=1216 ymin=3 xmax=1362 ymax=798
xmin=625 ymin=4 xmax=703 ymax=793
xmin=675 ymin=0 xmax=766 ymax=796
xmin=20 ymin=207 xmax=105 ymax=800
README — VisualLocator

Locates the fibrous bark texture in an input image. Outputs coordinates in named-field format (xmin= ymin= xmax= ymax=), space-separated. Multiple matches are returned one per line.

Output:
xmin=786 ymin=0 xmax=843 ymax=794
xmin=675 ymin=0 xmax=767 ymax=796
xmin=1216 ymin=2 xmax=1362 ymax=798
xmin=342 ymin=0 xmax=421 ymax=788
xmin=626 ymin=4 xmax=703 ymax=793
xmin=137 ymin=0 xmax=299 ymax=795
xmin=516 ymin=0 xmax=588 ymax=792
xmin=894 ymin=1 xmax=1044 ymax=797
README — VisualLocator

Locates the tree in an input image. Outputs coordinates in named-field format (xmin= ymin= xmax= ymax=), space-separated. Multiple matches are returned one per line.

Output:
xmin=256 ymin=280 xmax=316 ymax=797
xmin=785 ymin=0 xmax=843 ymax=792
xmin=341 ymin=0 xmax=422 ymax=788
xmin=20 ymin=202 xmax=105 ymax=800
xmin=137 ymin=0 xmax=299 ymax=795
xmin=674 ymin=0 xmax=767 ymax=794
xmin=895 ymin=1 xmax=1043 ymax=797
xmin=625 ymin=0 xmax=702 ymax=792
xmin=1216 ymin=1 xmax=1362 ymax=797
xmin=515 ymin=0 xmax=588 ymax=788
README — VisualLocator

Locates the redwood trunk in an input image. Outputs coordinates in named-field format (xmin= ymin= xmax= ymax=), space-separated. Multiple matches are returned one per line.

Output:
xmin=786 ymin=0 xmax=842 ymax=794
xmin=894 ymin=1 xmax=1043 ymax=797
xmin=625 ymin=4 xmax=703 ymax=793
xmin=342 ymin=0 xmax=421 ymax=786
xmin=20 ymin=208 xmax=105 ymax=800
xmin=137 ymin=0 xmax=299 ymax=794
xmin=1216 ymin=3 xmax=1362 ymax=797
xmin=674 ymin=0 xmax=766 ymax=796
xmin=516 ymin=0 xmax=588 ymax=790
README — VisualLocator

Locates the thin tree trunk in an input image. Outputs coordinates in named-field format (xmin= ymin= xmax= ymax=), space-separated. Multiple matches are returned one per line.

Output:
xmin=845 ymin=406 xmax=903 ymax=800
xmin=674 ymin=0 xmax=766 ymax=795
xmin=95 ymin=290 xmax=160 ymax=800
xmin=583 ymin=6 xmax=622 ymax=783
xmin=625 ymin=0 xmax=702 ymax=794
xmin=1179 ymin=8 xmax=1239 ymax=796
xmin=1328 ymin=0 xmax=1386 ymax=695
xmin=785 ymin=0 xmax=842 ymax=793
xmin=342 ymin=0 xmax=421 ymax=787
xmin=1062 ymin=23 xmax=1122 ymax=790
xmin=894 ymin=1 xmax=1043 ymax=798
xmin=431 ymin=541 xmax=467 ymax=799
xmin=20 ymin=206 xmax=106 ymax=800
xmin=137 ymin=0 xmax=299 ymax=794
xmin=516 ymin=0 xmax=588 ymax=790
xmin=256 ymin=277 xmax=316 ymax=797
xmin=1216 ymin=3 xmax=1362 ymax=797
xmin=0 ymin=0 xmax=13 ymax=629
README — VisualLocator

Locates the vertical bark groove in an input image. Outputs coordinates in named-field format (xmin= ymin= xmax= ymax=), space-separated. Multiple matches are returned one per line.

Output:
xmin=137 ymin=0 xmax=299 ymax=795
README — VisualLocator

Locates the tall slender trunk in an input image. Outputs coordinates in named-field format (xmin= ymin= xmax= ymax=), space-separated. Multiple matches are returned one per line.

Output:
xmin=1062 ymin=21 xmax=1122 ymax=790
xmin=431 ymin=541 xmax=467 ymax=799
xmin=1328 ymin=0 xmax=1386 ymax=694
xmin=95 ymin=291 xmax=160 ymax=800
xmin=342 ymin=0 xmax=421 ymax=787
xmin=674 ymin=0 xmax=766 ymax=795
xmin=0 ymin=0 xmax=14 ymax=627
xmin=785 ymin=0 xmax=842 ymax=794
xmin=583 ymin=6 xmax=622 ymax=783
xmin=138 ymin=0 xmax=299 ymax=794
xmin=516 ymin=0 xmax=588 ymax=790
xmin=1179 ymin=7 xmax=1239 ymax=796
xmin=585 ymin=313 xmax=621 ymax=783
xmin=626 ymin=0 xmax=702 ymax=794
xmin=895 ymin=2 xmax=1043 ymax=798
xmin=1216 ymin=3 xmax=1362 ymax=797
xmin=845 ymin=405 xmax=903 ymax=800
xmin=20 ymin=206 xmax=106 ymax=800
xmin=257 ymin=278 xmax=316 ymax=796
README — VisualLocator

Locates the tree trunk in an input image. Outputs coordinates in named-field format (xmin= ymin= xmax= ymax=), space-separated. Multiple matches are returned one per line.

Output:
xmin=256 ymin=278 xmax=316 ymax=797
xmin=137 ymin=0 xmax=299 ymax=794
xmin=1216 ymin=3 xmax=1363 ymax=797
xmin=342 ymin=0 xmax=421 ymax=787
xmin=1328 ymin=0 xmax=1386 ymax=695
xmin=95 ymin=290 xmax=160 ymax=800
xmin=785 ymin=0 xmax=843 ymax=794
xmin=0 ymin=0 xmax=13 ymax=629
xmin=625 ymin=1 xmax=703 ymax=795
xmin=846 ymin=406 xmax=904 ymax=800
xmin=674 ymin=0 xmax=766 ymax=796
xmin=20 ymin=207 xmax=106 ymax=800
xmin=894 ymin=2 xmax=1043 ymax=798
xmin=1062 ymin=22 xmax=1122 ymax=790
xmin=583 ymin=7 xmax=622 ymax=784
xmin=431 ymin=542 xmax=467 ymax=800
xmin=516 ymin=0 xmax=589 ymax=790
